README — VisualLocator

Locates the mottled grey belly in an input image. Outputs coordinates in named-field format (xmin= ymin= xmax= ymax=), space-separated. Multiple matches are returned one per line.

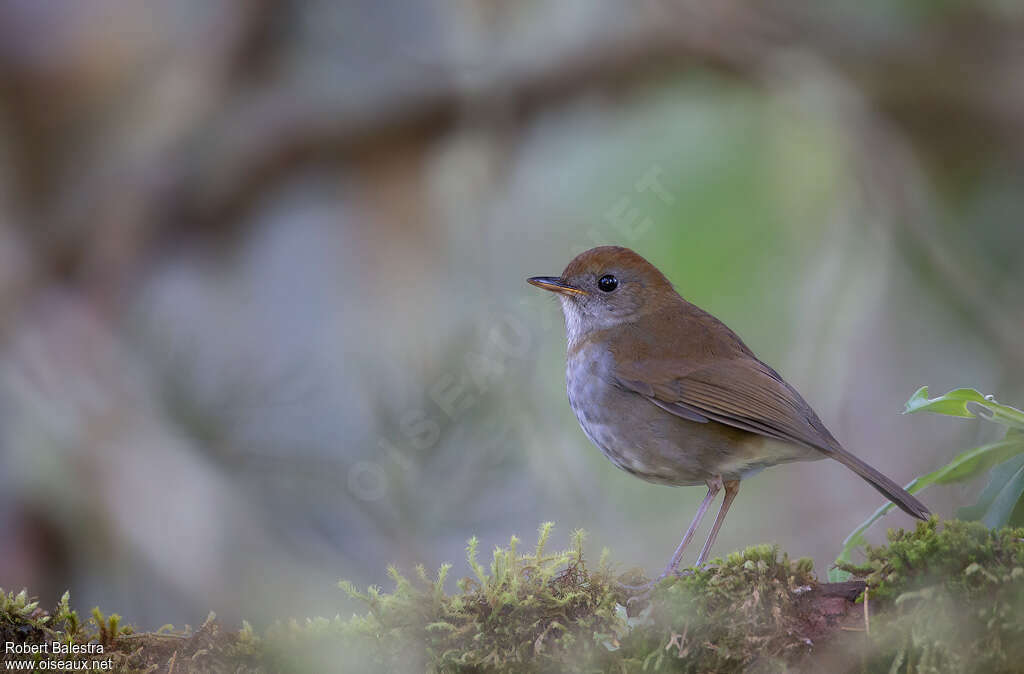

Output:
xmin=566 ymin=344 xmax=815 ymax=486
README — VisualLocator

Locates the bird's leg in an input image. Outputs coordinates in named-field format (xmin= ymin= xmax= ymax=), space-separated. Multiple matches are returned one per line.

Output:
xmin=662 ymin=477 xmax=723 ymax=577
xmin=619 ymin=478 xmax=725 ymax=594
xmin=694 ymin=479 xmax=740 ymax=567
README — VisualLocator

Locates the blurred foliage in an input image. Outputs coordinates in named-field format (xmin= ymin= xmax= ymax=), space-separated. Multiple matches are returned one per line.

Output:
xmin=834 ymin=388 xmax=1024 ymax=580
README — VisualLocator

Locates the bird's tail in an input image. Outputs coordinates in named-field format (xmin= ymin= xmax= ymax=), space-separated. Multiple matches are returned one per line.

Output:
xmin=830 ymin=446 xmax=930 ymax=520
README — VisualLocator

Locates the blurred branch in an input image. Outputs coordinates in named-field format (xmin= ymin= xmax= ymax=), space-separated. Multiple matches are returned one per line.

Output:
xmin=3 ymin=1 xmax=1021 ymax=371
xmin=0 ymin=0 xmax=285 ymax=309
xmin=156 ymin=2 xmax=789 ymax=230
xmin=158 ymin=4 xmax=1024 ymax=235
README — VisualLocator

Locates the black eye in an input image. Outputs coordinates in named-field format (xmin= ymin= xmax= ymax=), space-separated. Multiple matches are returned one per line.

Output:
xmin=597 ymin=274 xmax=618 ymax=292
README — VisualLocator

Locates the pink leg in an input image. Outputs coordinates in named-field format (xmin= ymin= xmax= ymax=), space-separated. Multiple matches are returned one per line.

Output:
xmin=694 ymin=480 xmax=740 ymax=567
xmin=663 ymin=477 xmax=723 ymax=576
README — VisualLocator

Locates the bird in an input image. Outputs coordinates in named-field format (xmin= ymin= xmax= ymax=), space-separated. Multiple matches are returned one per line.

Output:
xmin=528 ymin=245 xmax=929 ymax=583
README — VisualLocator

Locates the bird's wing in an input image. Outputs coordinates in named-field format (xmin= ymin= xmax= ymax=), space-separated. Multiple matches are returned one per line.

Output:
xmin=614 ymin=357 xmax=840 ymax=452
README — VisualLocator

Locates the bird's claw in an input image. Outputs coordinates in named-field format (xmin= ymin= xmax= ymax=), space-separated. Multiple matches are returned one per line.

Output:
xmin=617 ymin=567 xmax=696 ymax=596
xmin=616 ymin=578 xmax=658 ymax=594
xmin=616 ymin=564 xmax=701 ymax=597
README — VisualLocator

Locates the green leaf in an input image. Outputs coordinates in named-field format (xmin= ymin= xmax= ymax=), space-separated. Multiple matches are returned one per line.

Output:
xmin=834 ymin=436 xmax=1024 ymax=568
xmin=827 ymin=567 xmax=852 ymax=583
xmin=957 ymin=452 xmax=1024 ymax=528
xmin=833 ymin=388 xmax=1024 ymax=580
xmin=904 ymin=386 xmax=1024 ymax=430
xmin=910 ymin=436 xmax=1024 ymax=486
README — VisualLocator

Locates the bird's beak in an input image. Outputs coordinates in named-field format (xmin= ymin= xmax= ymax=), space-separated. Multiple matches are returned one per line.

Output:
xmin=527 ymin=276 xmax=587 ymax=296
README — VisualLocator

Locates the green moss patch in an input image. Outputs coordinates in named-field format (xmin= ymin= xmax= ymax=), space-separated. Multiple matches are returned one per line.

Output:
xmin=827 ymin=519 xmax=1024 ymax=673
xmin=3 ymin=519 xmax=1023 ymax=672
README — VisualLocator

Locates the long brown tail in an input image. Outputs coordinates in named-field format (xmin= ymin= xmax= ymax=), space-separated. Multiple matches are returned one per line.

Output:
xmin=830 ymin=447 xmax=930 ymax=520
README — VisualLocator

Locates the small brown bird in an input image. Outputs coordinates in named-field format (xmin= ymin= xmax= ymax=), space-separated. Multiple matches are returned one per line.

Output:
xmin=529 ymin=246 xmax=929 ymax=581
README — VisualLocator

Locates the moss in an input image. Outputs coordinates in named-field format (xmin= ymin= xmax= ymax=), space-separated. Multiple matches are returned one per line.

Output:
xmin=3 ymin=520 xmax=1023 ymax=672
xmin=828 ymin=518 xmax=1024 ymax=673
xmin=616 ymin=545 xmax=820 ymax=672
xmin=0 ymin=590 xmax=261 ymax=673
xmin=335 ymin=528 xmax=832 ymax=673
xmin=0 ymin=589 xmax=127 ymax=670
xmin=852 ymin=518 xmax=1024 ymax=600
xmin=335 ymin=523 xmax=625 ymax=672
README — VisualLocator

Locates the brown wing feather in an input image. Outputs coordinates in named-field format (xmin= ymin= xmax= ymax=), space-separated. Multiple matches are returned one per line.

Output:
xmin=615 ymin=357 xmax=841 ymax=453
xmin=605 ymin=302 xmax=929 ymax=519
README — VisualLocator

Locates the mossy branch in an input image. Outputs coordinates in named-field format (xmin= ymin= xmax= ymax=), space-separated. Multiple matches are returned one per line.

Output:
xmin=3 ymin=520 xmax=1023 ymax=672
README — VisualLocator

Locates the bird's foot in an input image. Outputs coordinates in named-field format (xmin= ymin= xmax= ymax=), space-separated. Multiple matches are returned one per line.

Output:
xmin=616 ymin=577 xmax=659 ymax=594
xmin=616 ymin=567 xmax=695 ymax=596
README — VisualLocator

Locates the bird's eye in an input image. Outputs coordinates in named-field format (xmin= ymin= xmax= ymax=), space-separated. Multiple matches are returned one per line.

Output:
xmin=597 ymin=274 xmax=618 ymax=292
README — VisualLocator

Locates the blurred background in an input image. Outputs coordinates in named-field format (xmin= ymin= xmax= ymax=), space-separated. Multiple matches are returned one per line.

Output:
xmin=0 ymin=0 xmax=1022 ymax=631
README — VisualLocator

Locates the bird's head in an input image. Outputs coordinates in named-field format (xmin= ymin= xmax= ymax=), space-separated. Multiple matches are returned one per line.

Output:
xmin=528 ymin=246 xmax=676 ymax=341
